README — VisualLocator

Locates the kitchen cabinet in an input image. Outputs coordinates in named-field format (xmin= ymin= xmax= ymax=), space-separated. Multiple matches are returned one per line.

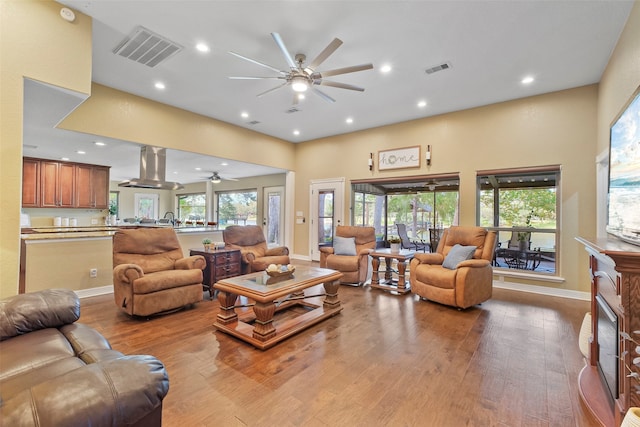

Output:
xmin=75 ymin=164 xmax=110 ymax=209
xmin=22 ymin=158 xmax=110 ymax=209
xmin=40 ymin=160 xmax=75 ymax=208
xmin=22 ymin=158 xmax=40 ymax=207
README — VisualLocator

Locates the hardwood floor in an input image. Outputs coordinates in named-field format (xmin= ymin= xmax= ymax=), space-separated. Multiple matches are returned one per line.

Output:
xmin=79 ymin=269 xmax=599 ymax=427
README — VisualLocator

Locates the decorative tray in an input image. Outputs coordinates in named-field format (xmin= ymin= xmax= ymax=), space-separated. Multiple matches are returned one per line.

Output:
xmin=265 ymin=265 xmax=296 ymax=278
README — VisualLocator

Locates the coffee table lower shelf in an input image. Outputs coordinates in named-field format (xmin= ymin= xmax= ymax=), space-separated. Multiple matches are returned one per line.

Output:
xmin=214 ymin=299 xmax=342 ymax=350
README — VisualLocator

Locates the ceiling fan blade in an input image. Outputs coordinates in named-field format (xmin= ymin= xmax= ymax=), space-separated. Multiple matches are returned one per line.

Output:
xmin=311 ymin=87 xmax=336 ymax=103
xmin=316 ymin=80 xmax=365 ymax=92
xmin=271 ymin=32 xmax=298 ymax=70
xmin=313 ymin=63 xmax=374 ymax=78
xmin=257 ymin=82 xmax=289 ymax=97
xmin=228 ymin=51 xmax=285 ymax=75
xmin=307 ymin=38 xmax=343 ymax=71
xmin=224 ymin=177 xmax=239 ymax=182
xmin=229 ymin=76 xmax=285 ymax=80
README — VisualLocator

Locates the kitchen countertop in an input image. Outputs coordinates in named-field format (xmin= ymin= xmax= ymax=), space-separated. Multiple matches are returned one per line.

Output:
xmin=21 ymin=225 xmax=221 ymax=240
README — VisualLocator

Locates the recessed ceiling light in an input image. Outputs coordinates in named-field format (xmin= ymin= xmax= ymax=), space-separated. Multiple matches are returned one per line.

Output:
xmin=195 ymin=167 xmax=202 ymax=171
xmin=417 ymin=100 xmax=427 ymax=108
xmin=293 ymin=130 xmax=300 ymax=136
xmin=94 ymin=141 xmax=106 ymax=146
xmin=76 ymin=150 xmax=85 ymax=154
xmin=241 ymin=112 xmax=249 ymax=118
xmin=346 ymin=117 xmax=353 ymax=124
xmin=155 ymin=82 xmax=166 ymax=90
xmin=221 ymin=162 xmax=228 ymax=166
xmin=521 ymin=76 xmax=534 ymax=84
xmin=195 ymin=42 xmax=210 ymax=53
xmin=380 ymin=64 xmax=392 ymax=73
xmin=61 ymin=157 xmax=69 ymax=161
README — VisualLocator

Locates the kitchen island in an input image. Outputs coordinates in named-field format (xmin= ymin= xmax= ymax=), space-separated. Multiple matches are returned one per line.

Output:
xmin=20 ymin=225 xmax=223 ymax=296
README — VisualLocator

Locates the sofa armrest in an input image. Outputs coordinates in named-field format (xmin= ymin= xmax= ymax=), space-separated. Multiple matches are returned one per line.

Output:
xmin=0 ymin=289 xmax=79 ymax=341
xmin=0 ymin=355 xmax=169 ymax=427
xmin=413 ymin=253 xmax=444 ymax=265
xmin=113 ymin=264 xmax=144 ymax=285
xmin=357 ymin=248 xmax=373 ymax=257
xmin=175 ymin=255 xmax=205 ymax=271
xmin=456 ymin=259 xmax=491 ymax=269
xmin=265 ymin=246 xmax=289 ymax=256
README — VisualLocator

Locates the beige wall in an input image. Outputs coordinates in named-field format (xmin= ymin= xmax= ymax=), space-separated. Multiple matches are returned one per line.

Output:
xmin=1 ymin=0 xmax=92 ymax=298
xmin=295 ymin=85 xmax=598 ymax=293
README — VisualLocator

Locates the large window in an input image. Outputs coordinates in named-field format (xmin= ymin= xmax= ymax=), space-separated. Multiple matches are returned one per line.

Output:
xmin=477 ymin=166 xmax=559 ymax=274
xmin=217 ymin=190 xmax=258 ymax=229
xmin=177 ymin=193 xmax=206 ymax=222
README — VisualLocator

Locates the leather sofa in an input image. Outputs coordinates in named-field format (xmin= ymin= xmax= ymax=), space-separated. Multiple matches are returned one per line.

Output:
xmin=113 ymin=227 xmax=205 ymax=316
xmin=222 ymin=225 xmax=290 ymax=274
xmin=0 ymin=289 xmax=169 ymax=426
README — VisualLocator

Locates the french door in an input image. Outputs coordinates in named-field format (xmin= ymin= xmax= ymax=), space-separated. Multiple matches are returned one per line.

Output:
xmin=309 ymin=178 xmax=344 ymax=261
xmin=263 ymin=186 xmax=284 ymax=246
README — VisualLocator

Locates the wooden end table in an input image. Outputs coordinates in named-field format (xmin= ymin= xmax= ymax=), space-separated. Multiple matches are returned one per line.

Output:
xmin=190 ymin=248 xmax=241 ymax=299
xmin=370 ymin=248 xmax=415 ymax=294
xmin=213 ymin=265 xmax=343 ymax=350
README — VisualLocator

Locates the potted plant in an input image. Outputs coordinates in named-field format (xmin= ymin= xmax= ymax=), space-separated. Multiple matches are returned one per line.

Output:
xmin=388 ymin=236 xmax=401 ymax=253
xmin=107 ymin=200 xmax=118 ymax=225
xmin=202 ymin=238 xmax=212 ymax=252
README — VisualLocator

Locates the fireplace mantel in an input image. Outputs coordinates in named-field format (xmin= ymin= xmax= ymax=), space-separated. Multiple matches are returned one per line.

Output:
xmin=577 ymin=236 xmax=640 ymax=426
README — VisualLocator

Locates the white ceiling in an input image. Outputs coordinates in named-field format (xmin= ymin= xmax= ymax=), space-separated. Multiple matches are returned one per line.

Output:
xmin=25 ymin=0 xmax=634 ymax=184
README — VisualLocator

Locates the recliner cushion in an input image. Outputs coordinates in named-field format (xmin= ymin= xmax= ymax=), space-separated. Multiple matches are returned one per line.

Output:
xmin=442 ymin=244 xmax=477 ymax=269
xmin=132 ymin=269 xmax=203 ymax=294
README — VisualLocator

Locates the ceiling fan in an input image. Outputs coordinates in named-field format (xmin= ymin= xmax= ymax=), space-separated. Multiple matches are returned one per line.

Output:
xmin=229 ymin=32 xmax=373 ymax=104
xmin=206 ymin=172 xmax=238 ymax=184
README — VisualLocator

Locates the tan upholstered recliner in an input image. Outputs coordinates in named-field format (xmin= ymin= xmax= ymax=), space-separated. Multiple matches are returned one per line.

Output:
xmin=222 ymin=225 xmax=290 ymax=274
xmin=319 ymin=226 xmax=376 ymax=285
xmin=409 ymin=226 xmax=497 ymax=309
xmin=113 ymin=228 xmax=205 ymax=316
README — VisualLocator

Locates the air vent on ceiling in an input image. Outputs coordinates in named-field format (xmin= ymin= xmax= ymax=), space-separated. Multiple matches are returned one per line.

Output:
xmin=247 ymin=120 xmax=261 ymax=125
xmin=285 ymin=107 xmax=301 ymax=114
xmin=23 ymin=144 xmax=38 ymax=149
xmin=113 ymin=26 xmax=182 ymax=68
xmin=425 ymin=62 xmax=451 ymax=75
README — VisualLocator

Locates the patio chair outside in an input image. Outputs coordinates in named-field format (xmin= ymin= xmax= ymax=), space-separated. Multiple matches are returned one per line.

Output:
xmin=396 ymin=223 xmax=429 ymax=252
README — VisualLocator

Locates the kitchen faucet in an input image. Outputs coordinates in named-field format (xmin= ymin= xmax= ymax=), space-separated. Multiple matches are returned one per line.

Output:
xmin=163 ymin=211 xmax=175 ymax=226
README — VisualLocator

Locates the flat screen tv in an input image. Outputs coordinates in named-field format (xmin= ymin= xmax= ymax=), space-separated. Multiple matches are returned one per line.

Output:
xmin=607 ymin=86 xmax=640 ymax=246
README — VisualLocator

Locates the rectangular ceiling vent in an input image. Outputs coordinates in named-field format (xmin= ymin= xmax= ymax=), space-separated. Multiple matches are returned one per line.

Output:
xmin=113 ymin=26 xmax=182 ymax=68
xmin=425 ymin=62 xmax=451 ymax=75
xmin=247 ymin=120 xmax=261 ymax=125
xmin=285 ymin=107 xmax=301 ymax=114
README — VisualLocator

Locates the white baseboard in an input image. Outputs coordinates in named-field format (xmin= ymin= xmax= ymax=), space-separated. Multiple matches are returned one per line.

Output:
xmin=75 ymin=285 xmax=113 ymax=299
xmin=493 ymin=279 xmax=590 ymax=301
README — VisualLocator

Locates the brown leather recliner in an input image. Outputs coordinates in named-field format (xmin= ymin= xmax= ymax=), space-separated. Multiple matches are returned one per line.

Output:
xmin=0 ymin=289 xmax=169 ymax=426
xmin=222 ymin=225 xmax=290 ymax=274
xmin=319 ymin=226 xmax=376 ymax=285
xmin=113 ymin=227 xmax=205 ymax=316
xmin=410 ymin=226 xmax=497 ymax=309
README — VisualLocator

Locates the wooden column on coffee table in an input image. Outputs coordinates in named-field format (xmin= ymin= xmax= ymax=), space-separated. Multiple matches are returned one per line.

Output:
xmin=370 ymin=248 xmax=415 ymax=294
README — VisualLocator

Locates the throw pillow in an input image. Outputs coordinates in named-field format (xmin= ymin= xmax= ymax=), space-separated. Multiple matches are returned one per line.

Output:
xmin=333 ymin=236 xmax=357 ymax=256
xmin=442 ymin=244 xmax=477 ymax=270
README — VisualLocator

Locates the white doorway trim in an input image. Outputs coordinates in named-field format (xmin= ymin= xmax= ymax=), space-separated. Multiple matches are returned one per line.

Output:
xmin=309 ymin=177 xmax=345 ymax=261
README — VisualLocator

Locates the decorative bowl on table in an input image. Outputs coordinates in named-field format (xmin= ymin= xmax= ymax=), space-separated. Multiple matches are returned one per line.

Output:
xmin=265 ymin=264 xmax=295 ymax=278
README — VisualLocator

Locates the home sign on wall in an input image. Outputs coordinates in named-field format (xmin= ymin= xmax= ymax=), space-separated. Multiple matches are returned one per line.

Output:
xmin=378 ymin=146 xmax=421 ymax=170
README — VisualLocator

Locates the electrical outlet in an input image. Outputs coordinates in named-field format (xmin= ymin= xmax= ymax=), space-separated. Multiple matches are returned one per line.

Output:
xmin=90 ymin=268 xmax=97 ymax=278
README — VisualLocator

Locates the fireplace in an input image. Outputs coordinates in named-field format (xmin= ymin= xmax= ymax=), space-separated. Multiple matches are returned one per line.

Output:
xmin=596 ymin=294 xmax=619 ymax=406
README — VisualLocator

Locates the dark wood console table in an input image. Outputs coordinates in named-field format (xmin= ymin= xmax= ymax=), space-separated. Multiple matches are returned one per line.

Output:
xmin=576 ymin=237 xmax=640 ymax=426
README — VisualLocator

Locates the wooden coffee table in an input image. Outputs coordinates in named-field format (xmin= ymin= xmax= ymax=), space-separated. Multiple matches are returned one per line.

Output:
xmin=370 ymin=248 xmax=415 ymax=294
xmin=213 ymin=265 xmax=343 ymax=350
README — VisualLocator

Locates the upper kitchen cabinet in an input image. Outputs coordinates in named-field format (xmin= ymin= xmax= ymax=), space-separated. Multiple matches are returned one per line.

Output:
xmin=22 ymin=158 xmax=40 ymax=207
xmin=40 ymin=160 xmax=75 ymax=208
xmin=22 ymin=158 xmax=110 ymax=209
xmin=76 ymin=164 xmax=110 ymax=209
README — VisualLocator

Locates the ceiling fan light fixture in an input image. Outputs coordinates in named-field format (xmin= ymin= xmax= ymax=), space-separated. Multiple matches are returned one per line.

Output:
xmin=291 ymin=76 xmax=309 ymax=92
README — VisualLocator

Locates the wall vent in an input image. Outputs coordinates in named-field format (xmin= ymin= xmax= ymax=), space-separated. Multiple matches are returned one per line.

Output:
xmin=425 ymin=62 xmax=451 ymax=75
xmin=113 ymin=26 xmax=182 ymax=68
xmin=285 ymin=107 xmax=301 ymax=114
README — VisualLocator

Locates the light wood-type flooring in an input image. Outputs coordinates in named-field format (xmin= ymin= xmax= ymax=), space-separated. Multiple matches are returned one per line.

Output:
xmin=79 ymin=267 xmax=599 ymax=427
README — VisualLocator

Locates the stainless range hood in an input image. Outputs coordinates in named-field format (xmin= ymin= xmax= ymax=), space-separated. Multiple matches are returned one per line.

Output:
xmin=118 ymin=146 xmax=184 ymax=190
